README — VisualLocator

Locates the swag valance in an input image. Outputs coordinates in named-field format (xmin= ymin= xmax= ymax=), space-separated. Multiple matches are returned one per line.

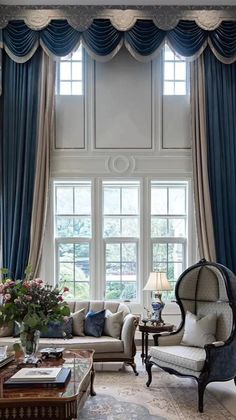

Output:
xmin=1 ymin=18 xmax=236 ymax=63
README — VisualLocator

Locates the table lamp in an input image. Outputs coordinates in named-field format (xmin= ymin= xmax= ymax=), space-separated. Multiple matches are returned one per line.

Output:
xmin=143 ymin=272 xmax=172 ymax=324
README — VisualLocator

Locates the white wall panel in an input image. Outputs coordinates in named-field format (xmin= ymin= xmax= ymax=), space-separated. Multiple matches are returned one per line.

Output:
xmin=162 ymin=95 xmax=191 ymax=149
xmin=55 ymin=95 xmax=85 ymax=149
xmin=94 ymin=48 xmax=152 ymax=149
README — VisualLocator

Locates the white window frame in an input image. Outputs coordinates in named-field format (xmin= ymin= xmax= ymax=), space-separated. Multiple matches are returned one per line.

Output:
xmin=53 ymin=180 xmax=93 ymax=299
xmin=102 ymin=180 xmax=140 ymax=302
xmin=163 ymin=43 xmax=189 ymax=96
xmin=150 ymin=181 xmax=188 ymax=301
xmin=56 ymin=45 xmax=84 ymax=96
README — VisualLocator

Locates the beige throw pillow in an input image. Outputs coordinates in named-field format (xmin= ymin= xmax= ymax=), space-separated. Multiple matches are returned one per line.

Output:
xmin=71 ymin=308 xmax=85 ymax=336
xmin=181 ymin=311 xmax=217 ymax=348
xmin=104 ymin=310 xmax=123 ymax=339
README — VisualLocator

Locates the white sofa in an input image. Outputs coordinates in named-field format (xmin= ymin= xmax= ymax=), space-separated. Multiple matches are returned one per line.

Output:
xmin=0 ymin=300 xmax=139 ymax=375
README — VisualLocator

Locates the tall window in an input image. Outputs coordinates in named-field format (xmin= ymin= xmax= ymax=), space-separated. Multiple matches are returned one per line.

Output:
xmin=151 ymin=182 xmax=188 ymax=299
xmin=56 ymin=45 xmax=83 ymax=95
xmin=103 ymin=181 xmax=140 ymax=301
xmin=163 ymin=43 xmax=187 ymax=95
xmin=54 ymin=181 xmax=92 ymax=299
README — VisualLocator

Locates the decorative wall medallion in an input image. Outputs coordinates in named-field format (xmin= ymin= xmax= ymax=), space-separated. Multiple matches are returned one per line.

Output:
xmin=0 ymin=17 xmax=9 ymax=29
xmin=110 ymin=11 xmax=138 ymax=31
xmin=106 ymin=155 xmax=135 ymax=174
xmin=67 ymin=16 xmax=94 ymax=31
xmin=24 ymin=12 xmax=52 ymax=30
xmin=195 ymin=11 xmax=233 ymax=30
xmin=153 ymin=14 xmax=181 ymax=31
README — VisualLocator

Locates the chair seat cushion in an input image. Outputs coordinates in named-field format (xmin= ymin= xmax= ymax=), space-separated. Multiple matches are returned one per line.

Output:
xmin=150 ymin=345 xmax=206 ymax=372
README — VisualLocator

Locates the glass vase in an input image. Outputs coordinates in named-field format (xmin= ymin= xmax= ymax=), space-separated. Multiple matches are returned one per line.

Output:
xmin=18 ymin=323 xmax=40 ymax=364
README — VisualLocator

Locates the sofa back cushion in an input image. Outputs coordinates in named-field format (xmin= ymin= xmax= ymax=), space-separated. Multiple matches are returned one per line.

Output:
xmin=71 ymin=300 xmax=130 ymax=319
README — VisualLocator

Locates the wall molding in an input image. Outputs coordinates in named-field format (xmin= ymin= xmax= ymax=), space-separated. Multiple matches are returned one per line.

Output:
xmin=1 ymin=6 xmax=236 ymax=31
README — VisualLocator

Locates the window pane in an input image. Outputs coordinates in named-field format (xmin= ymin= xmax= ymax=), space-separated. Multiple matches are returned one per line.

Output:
xmin=164 ymin=62 xmax=174 ymax=80
xmin=72 ymin=62 xmax=82 ymax=80
xmin=75 ymin=243 xmax=89 ymax=259
xmin=153 ymin=243 xmax=167 ymax=262
xmin=106 ymin=263 xmax=121 ymax=281
xmin=105 ymin=282 xmax=123 ymax=300
xmin=72 ymin=47 xmax=82 ymax=60
xmin=59 ymin=243 xmax=74 ymax=262
xmin=56 ymin=216 xmax=74 ymax=237
xmin=104 ymin=217 xmax=121 ymax=237
xmin=168 ymin=243 xmax=183 ymax=261
xmin=72 ymin=82 xmax=83 ymax=95
xmin=122 ymin=188 xmax=138 ymax=214
xmin=121 ymin=218 xmax=139 ymax=236
xmin=122 ymin=243 xmax=136 ymax=261
xmin=60 ymin=82 xmax=71 ymax=95
xmin=74 ymin=217 xmax=91 ymax=237
xmin=164 ymin=81 xmax=174 ymax=95
xmin=169 ymin=188 xmax=186 ymax=214
xmin=175 ymin=82 xmax=186 ymax=95
xmin=120 ymin=282 xmax=137 ymax=300
xmin=167 ymin=262 xmax=183 ymax=282
xmin=60 ymin=62 xmax=71 ymax=80
xmin=104 ymin=188 xmax=120 ymax=214
xmin=151 ymin=187 xmax=167 ymax=214
xmin=74 ymin=186 xmax=91 ymax=215
xmin=106 ymin=243 xmax=120 ymax=262
xmin=153 ymin=262 xmax=167 ymax=273
xmin=151 ymin=218 xmax=168 ymax=237
xmin=75 ymin=261 xmax=89 ymax=282
xmin=164 ymin=45 xmax=174 ymax=61
xmin=168 ymin=219 xmax=185 ymax=237
xmin=56 ymin=187 xmax=73 ymax=214
xmin=59 ymin=262 xmax=73 ymax=283
xmin=175 ymin=62 xmax=186 ymax=80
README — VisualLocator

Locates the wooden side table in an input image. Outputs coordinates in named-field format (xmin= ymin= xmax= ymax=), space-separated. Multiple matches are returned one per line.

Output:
xmin=139 ymin=323 xmax=174 ymax=363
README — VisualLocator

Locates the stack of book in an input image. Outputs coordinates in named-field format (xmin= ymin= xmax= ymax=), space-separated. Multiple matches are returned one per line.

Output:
xmin=0 ymin=354 xmax=14 ymax=369
xmin=4 ymin=367 xmax=71 ymax=389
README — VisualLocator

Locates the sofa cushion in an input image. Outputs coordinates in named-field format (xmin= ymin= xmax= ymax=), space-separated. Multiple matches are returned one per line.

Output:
xmin=181 ymin=311 xmax=217 ymax=348
xmin=150 ymin=345 xmax=206 ymax=372
xmin=84 ymin=310 xmax=106 ymax=337
xmin=40 ymin=318 xmax=73 ymax=338
xmin=104 ymin=310 xmax=123 ymax=339
xmin=71 ymin=309 xmax=85 ymax=336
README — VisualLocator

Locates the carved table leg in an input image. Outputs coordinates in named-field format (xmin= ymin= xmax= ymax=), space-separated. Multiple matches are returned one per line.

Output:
xmin=146 ymin=355 xmax=153 ymax=387
xmin=90 ymin=364 xmax=96 ymax=396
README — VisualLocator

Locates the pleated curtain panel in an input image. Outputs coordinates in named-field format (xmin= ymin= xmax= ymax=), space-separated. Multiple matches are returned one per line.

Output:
xmin=1 ymin=16 xmax=236 ymax=276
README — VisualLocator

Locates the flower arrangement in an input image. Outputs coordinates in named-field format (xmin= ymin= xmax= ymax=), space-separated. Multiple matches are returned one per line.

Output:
xmin=0 ymin=267 xmax=70 ymax=332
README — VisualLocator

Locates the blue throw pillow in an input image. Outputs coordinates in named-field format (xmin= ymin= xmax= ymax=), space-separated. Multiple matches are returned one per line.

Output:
xmin=40 ymin=318 xmax=73 ymax=339
xmin=84 ymin=310 xmax=106 ymax=337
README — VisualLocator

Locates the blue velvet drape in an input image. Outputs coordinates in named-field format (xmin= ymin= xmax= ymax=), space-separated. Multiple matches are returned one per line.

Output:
xmin=2 ymin=19 xmax=236 ymax=61
xmin=0 ymin=50 xmax=41 ymax=279
xmin=204 ymin=48 xmax=236 ymax=272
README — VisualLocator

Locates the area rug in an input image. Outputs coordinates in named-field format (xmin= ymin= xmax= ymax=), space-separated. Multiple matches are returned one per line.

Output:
xmin=79 ymin=361 xmax=234 ymax=419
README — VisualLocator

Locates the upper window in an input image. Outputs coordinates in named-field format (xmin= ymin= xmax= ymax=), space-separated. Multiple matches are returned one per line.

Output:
xmin=56 ymin=45 xmax=83 ymax=95
xmin=163 ymin=44 xmax=187 ymax=96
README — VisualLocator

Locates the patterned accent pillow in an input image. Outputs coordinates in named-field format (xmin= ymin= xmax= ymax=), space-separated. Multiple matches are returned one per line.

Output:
xmin=181 ymin=311 xmax=217 ymax=348
xmin=71 ymin=308 xmax=85 ymax=336
xmin=84 ymin=310 xmax=106 ymax=337
xmin=103 ymin=310 xmax=123 ymax=339
xmin=40 ymin=317 xmax=73 ymax=339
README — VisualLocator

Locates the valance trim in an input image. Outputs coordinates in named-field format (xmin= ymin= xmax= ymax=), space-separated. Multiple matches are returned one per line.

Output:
xmin=2 ymin=18 xmax=236 ymax=64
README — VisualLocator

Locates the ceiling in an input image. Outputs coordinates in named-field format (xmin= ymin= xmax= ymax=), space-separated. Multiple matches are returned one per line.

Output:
xmin=0 ymin=0 xmax=235 ymax=5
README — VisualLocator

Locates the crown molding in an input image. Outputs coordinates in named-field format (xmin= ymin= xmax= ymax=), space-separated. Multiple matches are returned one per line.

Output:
xmin=1 ymin=5 xmax=236 ymax=30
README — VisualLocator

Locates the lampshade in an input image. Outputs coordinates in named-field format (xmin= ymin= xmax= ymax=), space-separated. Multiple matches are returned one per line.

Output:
xmin=143 ymin=272 xmax=172 ymax=292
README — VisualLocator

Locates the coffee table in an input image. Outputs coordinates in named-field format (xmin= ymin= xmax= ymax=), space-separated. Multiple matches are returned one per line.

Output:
xmin=0 ymin=349 xmax=95 ymax=420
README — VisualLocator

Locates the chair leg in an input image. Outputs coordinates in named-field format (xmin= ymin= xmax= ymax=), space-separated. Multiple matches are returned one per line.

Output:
xmin=126 ymin=360 xmax=139 ymax=376
xmin=146 ymin=355 xmax=153 ymax=387
xmin=198 ymin=378 xmax=207 ymax=413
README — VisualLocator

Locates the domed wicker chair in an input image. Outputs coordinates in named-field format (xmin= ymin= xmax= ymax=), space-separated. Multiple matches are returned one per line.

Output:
xmin=146 ymin=259 xmax=236 ymax=412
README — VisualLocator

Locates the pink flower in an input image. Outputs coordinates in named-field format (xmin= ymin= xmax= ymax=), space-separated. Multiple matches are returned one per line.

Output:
xmin=63 ymin=316 xmax=69 ymax=323
xmin=63 ymin=287 xmax=69 ymax=293
xmin=58 ymin=296 xmax=63 ymax=302
xmin=4 ymin=294 xmax=11 ymax=301
xmin=26 ymin=295 xmax=32 ymax=301
xmin=35 ymin=278 xmax=44 ymax=284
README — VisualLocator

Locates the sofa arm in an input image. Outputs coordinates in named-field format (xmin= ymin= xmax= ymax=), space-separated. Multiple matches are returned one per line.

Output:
xmin=121 ymin=314 xmax=138 ymax=358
